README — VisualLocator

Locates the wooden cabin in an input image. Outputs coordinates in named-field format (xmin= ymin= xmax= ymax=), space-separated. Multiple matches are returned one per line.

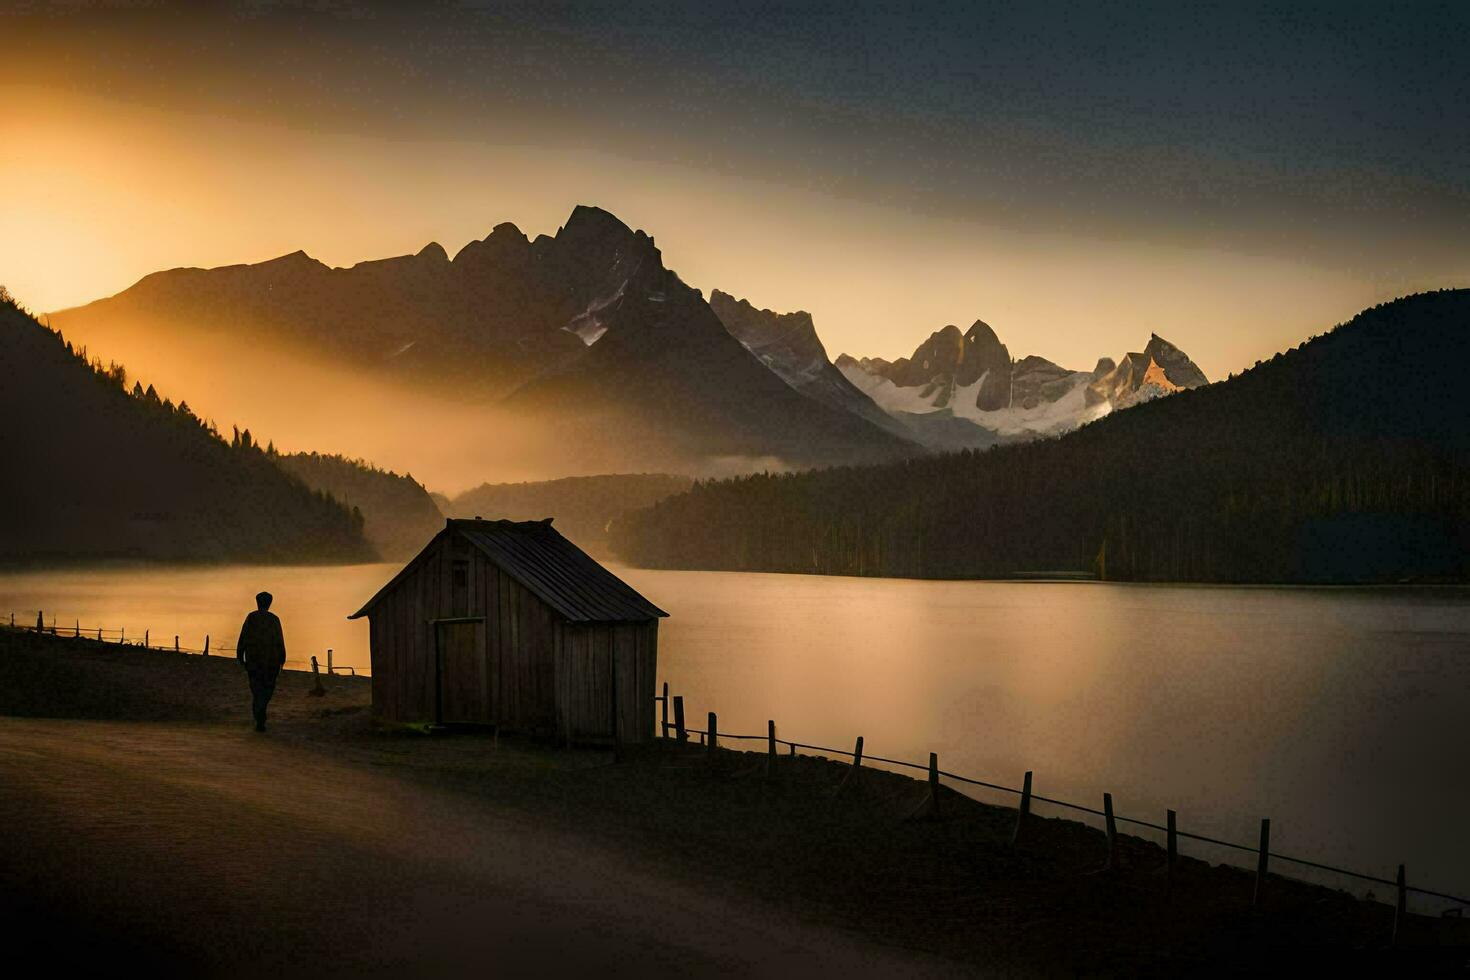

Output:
xmin=349 ymin=518 xmax=667 ymax=743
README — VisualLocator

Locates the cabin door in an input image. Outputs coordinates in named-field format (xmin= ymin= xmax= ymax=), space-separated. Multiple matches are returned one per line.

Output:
xmin=435 ymin=618 xmax=490 ymax=725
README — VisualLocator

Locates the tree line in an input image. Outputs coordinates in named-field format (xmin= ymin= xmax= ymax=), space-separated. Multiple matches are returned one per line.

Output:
xmin=0 ymin=288 xmax=373 ymax=565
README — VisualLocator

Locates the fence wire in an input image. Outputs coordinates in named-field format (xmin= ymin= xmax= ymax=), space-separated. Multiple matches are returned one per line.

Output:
xmin=4 ymin=613 xmax=360 ymax=675
xmin=671 ymin=711 xmax=1470 ymax=908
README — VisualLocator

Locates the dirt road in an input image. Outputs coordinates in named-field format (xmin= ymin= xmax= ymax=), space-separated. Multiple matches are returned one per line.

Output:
xmin=0 ymin=716 xmax=953 ymax=977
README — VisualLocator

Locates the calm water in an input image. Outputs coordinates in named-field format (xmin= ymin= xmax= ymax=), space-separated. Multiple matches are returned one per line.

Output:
xmin=4 ymin=563 xmax=1469 ymax=906
xmin=0 ymin=563 xmax=389 ymax=672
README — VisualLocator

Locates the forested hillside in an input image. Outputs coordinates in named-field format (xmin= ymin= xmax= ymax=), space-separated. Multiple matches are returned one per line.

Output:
xmin=449 ymin=473 xmax=693 ymax=556
xmin=275 ymin=452 xmax=443 ymax=559
xmin=0 ymin=290 xmax=374 ymax=564
xmin=614 ymin=291 xmax=1470 ymax=584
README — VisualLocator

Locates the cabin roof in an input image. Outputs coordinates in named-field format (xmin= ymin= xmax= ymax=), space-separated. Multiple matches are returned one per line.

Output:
xmin=348 ymin=518 xmax=668 ymax=623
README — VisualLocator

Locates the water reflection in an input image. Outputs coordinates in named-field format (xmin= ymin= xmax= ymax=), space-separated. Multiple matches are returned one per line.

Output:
xmin=616 ymin=567 xmax=1470 ymax=907
xmin=0 ymin=563 xmax=389 ymax=668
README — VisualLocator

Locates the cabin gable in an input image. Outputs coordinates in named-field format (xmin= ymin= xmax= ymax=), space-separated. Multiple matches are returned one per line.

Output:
xmin=356 ymin=520 xmax=661 ymax=742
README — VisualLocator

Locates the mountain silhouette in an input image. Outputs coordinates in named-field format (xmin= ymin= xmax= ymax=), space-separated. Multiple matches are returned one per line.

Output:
xmin=52 ymin=206 xmax=916 ymax=473
xmin=708 ymin=289 xmax=912 ymax=440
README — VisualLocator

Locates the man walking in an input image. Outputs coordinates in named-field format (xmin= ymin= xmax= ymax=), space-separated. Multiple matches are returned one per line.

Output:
xmin=236 ymin=591 xmax=287 ymax=732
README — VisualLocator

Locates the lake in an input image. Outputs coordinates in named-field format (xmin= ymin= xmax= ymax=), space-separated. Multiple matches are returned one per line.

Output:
xmin=3 ymin=562 xmax=1468 ymax=907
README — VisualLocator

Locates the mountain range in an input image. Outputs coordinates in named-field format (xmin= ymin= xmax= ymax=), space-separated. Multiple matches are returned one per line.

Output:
xmin=52 ymin=207 xmax=914 ymax=475
xmin=832 ymin=324 xmax=1208 ymax=449
xmin=704 ymin=289 xmax=1209 ymax=452
xmin=52 ymin=204 xmax=1211 ymax=480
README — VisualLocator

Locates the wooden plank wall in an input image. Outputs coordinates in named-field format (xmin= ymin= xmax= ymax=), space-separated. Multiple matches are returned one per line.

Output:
xmin=490 ymin=559 xmax=559 ymax=733
xmin=368 ymin=530 xmax=565 ymax=733
xmin=368 ymin=534 xmax=443 ymax=722
xmin=556 ymin=621 xmax=658 ymax=743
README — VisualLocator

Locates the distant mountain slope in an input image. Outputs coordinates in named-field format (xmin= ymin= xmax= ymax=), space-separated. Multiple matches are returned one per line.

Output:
xmin=498 ymin=209 xmax=917 ymax=468
xmin=447 ymin=474 xmax=694 ymax=556
xmin=274 ymin=452 xmax=443 ymax=560
xmin=52 ymin=206 xmax=915 ymax=474
xmin=0 ymin=292 xmax=373 ymax=565
xmin=708 ymin=289 xmax=910 ymax=439
xmin=615 ymin=291 xmax=1470 ymax=584
xmin=50 ymin=236 xmax=583 ymax=394
xmin=1086 ymin=334 xmax=1209 ymax=409
xmin=836 ymin=324 xmax=1208 ymax=447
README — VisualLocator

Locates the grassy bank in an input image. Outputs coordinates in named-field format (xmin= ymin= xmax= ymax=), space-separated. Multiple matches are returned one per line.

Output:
xmin=1 ymin=628 xmax=1465 ymax=973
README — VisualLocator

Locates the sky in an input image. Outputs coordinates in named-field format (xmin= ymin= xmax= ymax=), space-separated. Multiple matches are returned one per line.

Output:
xmin=2 ymin=1 xmax=1468 ymax=380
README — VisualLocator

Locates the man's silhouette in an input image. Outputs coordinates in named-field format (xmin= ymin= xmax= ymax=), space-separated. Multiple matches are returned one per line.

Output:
xmin=236 ymin=591 xmax=287 ymax=732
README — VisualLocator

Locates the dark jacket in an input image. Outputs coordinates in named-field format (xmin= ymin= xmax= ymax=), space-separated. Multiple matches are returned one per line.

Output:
xmin=236 ymin=609 xmax=287 ymax=675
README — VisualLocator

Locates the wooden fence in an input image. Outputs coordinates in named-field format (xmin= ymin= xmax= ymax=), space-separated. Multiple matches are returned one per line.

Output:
xmin=653 ymin=682 xmax=1469 ymax=943
xmin=5 ymin=610 xmax=361 ymax=675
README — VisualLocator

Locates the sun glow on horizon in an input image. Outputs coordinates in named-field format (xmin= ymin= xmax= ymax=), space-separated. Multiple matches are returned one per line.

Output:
xmin=4 ymin=90 xmax=1412 ymax=396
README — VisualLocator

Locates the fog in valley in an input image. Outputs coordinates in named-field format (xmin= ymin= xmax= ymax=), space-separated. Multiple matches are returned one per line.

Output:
xmin=46 ymin=306 xmax=751 ymax=494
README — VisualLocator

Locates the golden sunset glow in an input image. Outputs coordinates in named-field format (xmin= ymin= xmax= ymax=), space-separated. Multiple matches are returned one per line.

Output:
xmin=0 ymin=90 xmax=1436 ymax=390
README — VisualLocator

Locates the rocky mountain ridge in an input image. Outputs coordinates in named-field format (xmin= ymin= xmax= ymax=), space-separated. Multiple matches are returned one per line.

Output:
xmin=836 ymin=323 xmax=1209 ymax=446
xmin=51 ymin=206 xmax=916 ymax=474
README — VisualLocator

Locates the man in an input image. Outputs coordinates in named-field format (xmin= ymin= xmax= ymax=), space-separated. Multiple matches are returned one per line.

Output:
xmin=236 ymin=591 xmax=287 ymax=732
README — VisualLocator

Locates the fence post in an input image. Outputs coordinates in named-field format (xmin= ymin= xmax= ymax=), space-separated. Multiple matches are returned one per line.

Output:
xmin=839 ymin=736 xmax=865 ymax=793
xmin=98 ymin=627 xmax=103 ymax=642
xmin=1012 ymin=771 xmax=1034 ymax=845
xmin=145 ymin=629 xmax=149 ymax=648
xmin=765 ymin=720 xmax=777 ymax=778
xmin=928 ymin=752 xmax=940 ymax=815
xmin=119 ymin=626 xmax=124 ymax=644
xmin=203 ymin=634 xmax=210 ymax=656
xmin=327 ymin=648 xmax=334 ymax=674
xmin=706 ymin=712 xmax=718 ymax=761
xmin=661 ymin=682 xmax=670 ymax=738
xmin=174 ymin=635 xmax=180 ymax=653
xmin=75 ymin=619 xmax=80 ymax=638
xmin=310 ymin=656 xmax=326 ymax=696
xmin=673 ymin=696 xmax=686 ymax=743
xmin=1393 ymin=864 xmax=1407 ymax=947
xmin=35 ymin=610 xmax=43 ymax=632
xmin=1253 ymin=818 xmax=1270 ymax=907
xmin=1103 ymin=792 xmax=1118 ymax=871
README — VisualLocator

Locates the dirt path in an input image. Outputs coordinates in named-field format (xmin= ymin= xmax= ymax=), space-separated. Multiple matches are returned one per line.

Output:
xmin=0 ymin=716 xmax=958 ymax=978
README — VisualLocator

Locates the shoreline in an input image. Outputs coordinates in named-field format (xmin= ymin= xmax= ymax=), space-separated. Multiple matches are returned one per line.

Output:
xmin=6 ymin=556 xmax=1470 ymax=591
xmin=606 ymin=559 xmax=1470 ymax=591
xmin=2 ymin=628 xmax=1466 ymax=972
